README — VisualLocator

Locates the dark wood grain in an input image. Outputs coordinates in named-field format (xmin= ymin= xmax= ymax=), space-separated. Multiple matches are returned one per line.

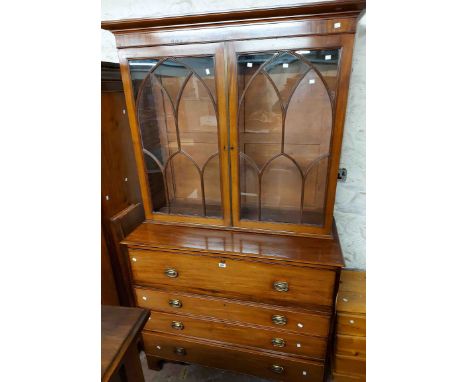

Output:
xmin=101 ymin=228 xmax=120 ymax=305
xmin=123 ymin=221 xmax=344 ymax=267
xmin=143 ymin=331 xmax=325 ymax=382
xmin=101 ymin=305 xmax=150 ymax=381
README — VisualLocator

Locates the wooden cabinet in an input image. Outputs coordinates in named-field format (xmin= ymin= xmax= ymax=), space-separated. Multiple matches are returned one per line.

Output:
xmin=102 ymin=1 xmax=365 ymax=381
xmin=332 ymin=270 xmax=366 ymax=381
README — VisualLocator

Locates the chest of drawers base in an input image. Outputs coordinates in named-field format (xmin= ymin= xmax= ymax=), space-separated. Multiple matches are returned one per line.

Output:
xmin=122 ymin=222 xmax=344 ymax=382
xmin=144 ymin=331 xmax=326 ymax=382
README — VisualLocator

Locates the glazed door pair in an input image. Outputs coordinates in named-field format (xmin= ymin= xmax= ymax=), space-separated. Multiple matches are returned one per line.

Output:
xmin=122 ymin=35 xmax=351 ymax=236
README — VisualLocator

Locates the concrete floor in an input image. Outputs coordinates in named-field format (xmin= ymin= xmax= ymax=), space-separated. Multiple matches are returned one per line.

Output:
xmin=140 ymin=351 xmax=271 ymax=382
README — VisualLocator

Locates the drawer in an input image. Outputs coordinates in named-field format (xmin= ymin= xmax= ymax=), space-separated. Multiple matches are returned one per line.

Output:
xmin=332 ymin=371 xmax=366 ymax=381
xmin=145 ymin=311 xmax=327 ymax=360
xmin=143 ymin=331 xmax=325 ymax=382
xmin=335 ymin=334 xmax=366 ymax=357
xmin=129 ymin=249 xmax=336 ymax=308
xmin=334 ymin=354 xmax=366 ymax=376
xmin=336 ymin=313 xmax=365 ymax=337
xmin=135 ymin=287 xmax=330 ymax=337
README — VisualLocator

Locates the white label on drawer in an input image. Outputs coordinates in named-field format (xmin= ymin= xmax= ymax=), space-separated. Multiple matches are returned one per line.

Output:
xmin=325 ymin=55 xmax=332 ymax=60
xmin=247 ymin=62 xmax=253 ymax=67
xmin=334 ymin=22 xmax=341 ymax=29
xmin=302 ymin=371 xmax=307 ymax=376
xmin=297 ymin=323 xmax=304 ymax=328
xmin=156 ymin=345 xmax=161 ymax=350
xmin=296 ymin=343 xmax=301 ymax=348
xmin=349 ymin=320 xmax=355 ymax=324
xmin=142 ymin=296 xmax=147 ymax=301
xmin=218 ymin=262 xmax=227 ymax=268
xmin=131 ymin=257 xmax=137 ymax=262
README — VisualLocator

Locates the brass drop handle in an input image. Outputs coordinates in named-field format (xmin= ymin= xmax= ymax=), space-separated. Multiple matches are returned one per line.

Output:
xmin=271 ymin=314 xmax=288 ymax=326
xmin=270 ymin=364 xmax=284 ymax=374
xmin=171 ymin=321 xmax=184 ymax=330
xmin=273 ymin=281 xmax=289 ymax=292
xmin=271 ymin=338 xmax=286 ymax=348
xmin=165 ymin=268 xmax=178 ymax=278
xmin=169 ymin=299 xmax=182 ymax=308
xmin=174 ymin=347 xmax=186 ymax=356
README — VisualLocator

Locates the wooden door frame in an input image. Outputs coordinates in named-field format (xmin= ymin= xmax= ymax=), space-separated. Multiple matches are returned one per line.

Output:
xmin=118 ymin=43 xmax=232 ymax=227
xmin=226 ymin=34 xmax=355 ymax=237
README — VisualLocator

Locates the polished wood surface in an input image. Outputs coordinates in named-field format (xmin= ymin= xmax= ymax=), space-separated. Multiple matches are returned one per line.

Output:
xmin=115 ymin=17 xmax=358 ymax=51
xmin=145 ymin=310 xmax=327 ymax=360
xmin=105 ymin=3 xmax=361 ymax=238
xmin=102 ymin=229 xmax=120 ymax=305
xmin=123 ymin=221 xmax=344 ymax=267
xmin=102 ymin=62 xmax=142 ymax=306
xmin=134 ymin=286 xmax=330 ymax=337
xmin=336 ymin=313 xmax=365 ymax=337
xmin=101 ymin=1 xmax=364 ymax=34
xmin=336 ymin=269 xmax=366 ymax=314
xmin=101 ymin=305 xmax=150 ymax=381
xmin=333 ymin=270 xmax=366 ymax=381
xmin=102 ymin=3 xmax=362 ymax=380
xmin=334 ymin=354 xmax=365 ymax=376
xmin=107 ymin=203 xmax=145 ymax=306
xmin=129 ymin=248 xmax=336 ymax=309
xmin=332 ymin=372 xmax=366 ymax=381
xmin=143 ymin=331 xmax=325 ymax=382
xmin=335 ymin=334 xmax=365 ymax=358
xmin=101 ymin=62 xmax=140 ymax=220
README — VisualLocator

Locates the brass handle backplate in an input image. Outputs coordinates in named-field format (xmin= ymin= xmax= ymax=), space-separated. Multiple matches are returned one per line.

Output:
xmin=169 ymin=299 xmax=182 ymax=308
xmin=165 ymin=268 xmax=178 ymax=278
xmin=271 ymin=338 xmax=286 ymax=348
xmin=270 ymin=364 xmax=284 ymax=374
xmin=174 ymin=347 xmax=186 ymax=356
xmin=171 ymin=321 xmax=184 ymax=330
xmin=271 ymin=314 xmax=287 ymax=325
xmin=273 ymin=281 xmax=289 ymax=292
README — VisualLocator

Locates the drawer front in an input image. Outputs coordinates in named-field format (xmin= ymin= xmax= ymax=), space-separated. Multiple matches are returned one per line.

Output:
xmin=332 ymin=371 xmax=366 ymax=381
xmin=135 ymin=287 xmax=330 ymax=337
xmin=143 ymin=331 xmax=325 ymax=382
xmin=129 ymin=249 xmax=336 ymax=308
xmin=334 ymin=354 xmax=366 ymax=376
xmin=335 ymin=334 xmax=366 ymax=357
xmin=336 ymin=313 xmax=366 ymax=337
xmin=145 ymin=311 xmax=327 ymax=360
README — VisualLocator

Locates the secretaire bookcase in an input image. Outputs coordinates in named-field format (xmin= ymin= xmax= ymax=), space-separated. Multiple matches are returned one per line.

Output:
xmin=102 ymin=1 xmax=365 ymax=380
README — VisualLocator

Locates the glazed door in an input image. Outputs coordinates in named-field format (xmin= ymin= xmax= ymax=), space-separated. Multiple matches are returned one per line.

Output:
xmin=119 ymin=43 xmax=231 ymax=226
xmin=228 ymin=35 xmax=354 ymax=236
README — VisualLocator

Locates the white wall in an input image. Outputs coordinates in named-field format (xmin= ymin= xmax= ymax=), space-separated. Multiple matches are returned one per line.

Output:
xmin=101 ymin=1 xmax=366 ymax=269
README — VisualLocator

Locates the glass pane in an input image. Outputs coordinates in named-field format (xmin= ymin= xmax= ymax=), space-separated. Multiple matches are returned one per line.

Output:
xmin=130 ymin=56 xmax=222 ymax=218
xmin=237 ymin=49 xmax=339 ymax=226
